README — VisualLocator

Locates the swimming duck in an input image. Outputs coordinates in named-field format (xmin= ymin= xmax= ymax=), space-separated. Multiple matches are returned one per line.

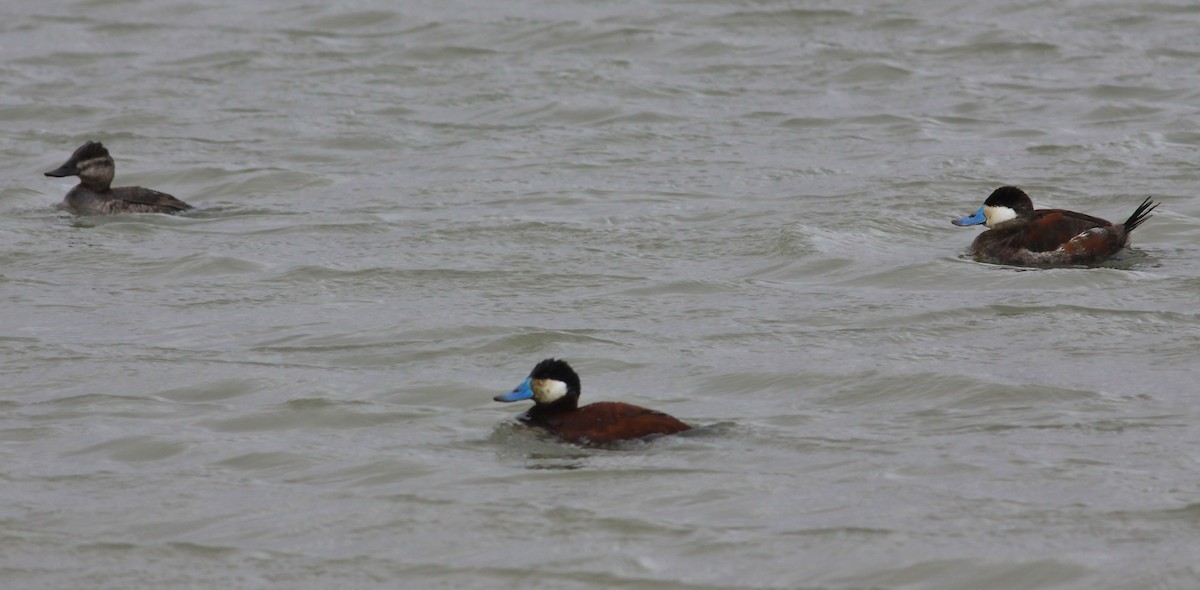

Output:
xmin=494 ymin=358 xmax=691 ymax=447
xmin=951 ymin=186 xmax=1156 ymax=266
xmin=44 ymin=141 xmax=192 ymax=214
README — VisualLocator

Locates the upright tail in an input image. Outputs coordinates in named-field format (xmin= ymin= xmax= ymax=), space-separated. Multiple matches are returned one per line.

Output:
xmin=1123 ymin=196 xmax=1158 ymax=233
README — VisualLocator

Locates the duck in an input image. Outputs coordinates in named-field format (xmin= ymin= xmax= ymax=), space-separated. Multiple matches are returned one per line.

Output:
xmin=494 ymin=358 xmax=691 ymax=447
xmin=951 ymin=186 xmax=1156 ymax=266
xmin=44 ymin=141 xmax=192 ymax=214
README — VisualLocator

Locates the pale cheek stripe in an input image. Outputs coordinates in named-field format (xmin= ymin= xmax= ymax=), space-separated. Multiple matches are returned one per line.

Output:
xmin=984 ymin=205 xmax=1017 ymax=226
xmin=534 ymin=379 xmax=568 ymax=404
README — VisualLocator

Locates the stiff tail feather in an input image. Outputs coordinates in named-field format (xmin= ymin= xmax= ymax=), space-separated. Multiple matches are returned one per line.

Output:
xmin=1123 ymin=196 xmax=1158 ymax=233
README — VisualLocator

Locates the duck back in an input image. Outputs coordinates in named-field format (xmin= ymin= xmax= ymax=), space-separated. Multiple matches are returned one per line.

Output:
xmin=523 ymin=401 xmax=691 ymax=446
xmin=65 ymin=185 xmax=192 ymax=215
xmin=109 ymin=186 xmax=192 ymax=214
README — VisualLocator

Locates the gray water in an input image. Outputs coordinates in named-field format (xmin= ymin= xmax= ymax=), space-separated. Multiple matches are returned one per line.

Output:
xmin=2 ymin=1 xmax=1199 ymax=588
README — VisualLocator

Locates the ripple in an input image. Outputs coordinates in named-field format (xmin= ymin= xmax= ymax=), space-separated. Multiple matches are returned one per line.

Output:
xmin=202 ymin=401 xmax=427 ymax=433
xmin=832 ymin=62 xmax=913 ymax=84
xmin=63 ymin=435 xmax=189 ymax=463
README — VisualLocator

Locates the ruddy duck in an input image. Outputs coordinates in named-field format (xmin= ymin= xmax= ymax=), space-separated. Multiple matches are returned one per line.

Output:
xmin=494 ymin=358 xmax=691 ymax=447
xmin=951 ymin=186 xmax=1156 ymax=266
xmin=44 ymin=141 xmax=192 ymax=214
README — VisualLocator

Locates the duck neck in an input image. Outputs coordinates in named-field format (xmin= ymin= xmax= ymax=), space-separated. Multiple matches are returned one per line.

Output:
xmin=529 ymin=397 xmax=579 ymax=416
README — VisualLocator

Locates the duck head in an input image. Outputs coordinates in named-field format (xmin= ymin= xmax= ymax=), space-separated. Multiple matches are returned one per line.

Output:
xmin=45 ymin=141 xmax=115 ymax=190
xmin=952 ymin=186 xmax=1034 ymax=228
xmin=495 ymin=358 xmax=582 ymax=411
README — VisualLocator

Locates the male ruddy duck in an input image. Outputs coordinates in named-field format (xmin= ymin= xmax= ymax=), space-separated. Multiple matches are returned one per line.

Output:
xmin=951 ymin=186 xmax=1156 ymax=266
xmin=494 ymin=358 xmax=691 ymax=447
xmin=44 ymin=141 xmax=192 ymax=214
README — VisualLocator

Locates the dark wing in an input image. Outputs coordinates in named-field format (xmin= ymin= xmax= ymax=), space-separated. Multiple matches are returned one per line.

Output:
xmin=111 ymin=187 xmax=192 ymax=213
xmin=1060 ymin=227 xmax=1126 ymax=263
xmin=1023 ymin=209 xmax=1111 ymax=252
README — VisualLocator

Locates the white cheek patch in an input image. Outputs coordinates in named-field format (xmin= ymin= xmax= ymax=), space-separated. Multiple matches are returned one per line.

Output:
xmin=532 ymin=379 xmax=568 ymax=404
xmin=984 ymin=205 xmax=1017 ymax=227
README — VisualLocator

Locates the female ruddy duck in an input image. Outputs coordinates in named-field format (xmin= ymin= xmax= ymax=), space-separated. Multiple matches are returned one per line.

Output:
xmin=44 ymin=141 xmax=192 ymax=214
xmin=951 ymin=186 xmax=1156 ymax=266
xmin=494 ymin=358 xmax=691 ymax=447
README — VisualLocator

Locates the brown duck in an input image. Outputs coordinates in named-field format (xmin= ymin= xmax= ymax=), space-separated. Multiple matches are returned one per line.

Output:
xmin=45 ymin=141 xmax=191 ymax=214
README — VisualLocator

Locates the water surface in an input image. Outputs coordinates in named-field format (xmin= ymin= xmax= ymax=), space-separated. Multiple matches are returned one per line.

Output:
xmin=3 ymin=1 xmax=1200 ymax=588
